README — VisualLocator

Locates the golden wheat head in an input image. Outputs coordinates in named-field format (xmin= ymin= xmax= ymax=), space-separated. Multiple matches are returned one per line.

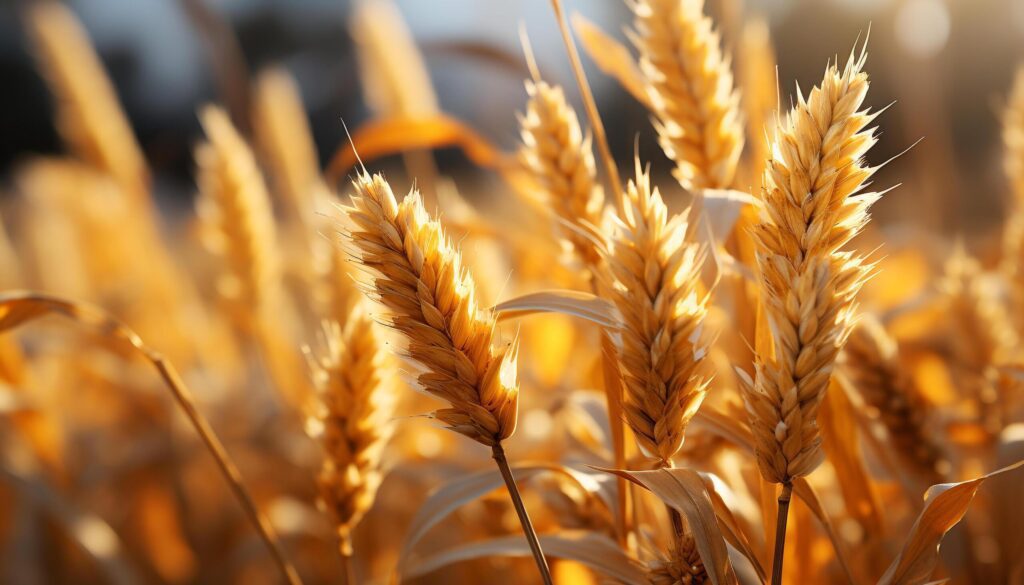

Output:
xmin=630 ymin=0 xmax=744 ymax=191
xmin=341 ymin=172 xmax=519 ymax=446
xmin=604 ymin=161 xmax=710 ymax=465
xmin=741 ymin=47 xmax=879 ymax=485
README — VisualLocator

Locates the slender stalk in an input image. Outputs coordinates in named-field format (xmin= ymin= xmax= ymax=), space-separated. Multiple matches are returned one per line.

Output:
xmin=491 ymin=443 xmax=553 ymax=585
xmin=549 ymin=0 xmax=623 ymax=206
xmin=771 ymin=482 xmax=793 ymax=585
xmin=339 ymin=550 xmax=356 ymax=585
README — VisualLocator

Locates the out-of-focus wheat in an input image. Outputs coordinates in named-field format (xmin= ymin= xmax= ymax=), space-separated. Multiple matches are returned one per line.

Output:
xmin=310 ymin=305 xmax=393 ymax=558
xmin=518 ymin=80 xmax=606 ymax=270
xmin=844 ymin=318 xmax=947 ymax=483
xmin=196 ymin=106 xmax=282 ymax=322
xmin=341 ymin=172 xmax=519 ymax=446
xmin=24 ymin=2 xmax=149 ymax=203
xmin=604 ymin=163 xmax=709 ymax=465
xmin=741 ymin=49 xmax=878 ymax=486
xmin=1001 ymin=69 xmax=1024 ymax=330
xmin=630 ymin=0 xmax=744 ymax=190
xmin=737 ymin=19 xmax=778 ymax=190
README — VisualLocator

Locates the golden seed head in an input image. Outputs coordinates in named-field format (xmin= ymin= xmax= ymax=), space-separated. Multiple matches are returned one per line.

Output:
xmin=342 ymin=172 xmax=519 ymax=446
xmin=631 ymin=0 xmax=744 ymax=191
xmin=604 ymin=162 xmax=709 ymax=464
xmin=742 ymin=49 xmax=878 ymax=484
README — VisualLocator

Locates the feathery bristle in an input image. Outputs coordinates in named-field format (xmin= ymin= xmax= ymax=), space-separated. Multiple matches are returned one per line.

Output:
xmin=843 ymin=318 xmax=947 ymax=483
xmin=311 ymin=305 xmax=393 ymax=556
xmin=195 ymin=105 xmax=281 ymax=319
xmin=631 ymin=0 xmax=744 ymax=191
xmin=342 ymin=172 xmax=519 ymax=446
xmin=25 ymin=2 xmax=149 ymax=202
xmin=518 ymin=80 xmax=606 ymax=269
xmin=604 ymin=162 xmax=709 ymax=464
xmin=742 ymin=48 xmax=879 ymax=484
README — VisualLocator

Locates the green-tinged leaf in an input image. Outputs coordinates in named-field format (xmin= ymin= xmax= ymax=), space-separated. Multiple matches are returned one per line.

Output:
xmin=571 ymin=13 xmax=651 ymax=109
xmin=399 ymin=463 xmax=613 ymax=571
xmin=404 ymin=531 xmax=647 ymax=584
xmin=792 ymin=478 xmax=857 ymax=585
xmin=596 ymin=466 xmax=738 ymax=585
xmin=879 ymin=458 xmax=1024 ymax=585
xmin=494 ymin=290 xmax=619 ymax=328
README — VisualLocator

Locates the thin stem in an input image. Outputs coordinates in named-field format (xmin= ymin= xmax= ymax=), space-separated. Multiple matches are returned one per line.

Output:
xmin=771 ymin=482 xmax=794 ymax=585
xmin=491 ymin=442 xmax=553 ymax=585
xmin=339 ymin=551 xmax=356 ymax=585
xmin=549 ymin=0 xmax=624 ymax=209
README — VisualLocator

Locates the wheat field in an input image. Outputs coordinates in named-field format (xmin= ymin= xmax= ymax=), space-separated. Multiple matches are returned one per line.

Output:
xmin=1 ymin=1 xmax=1023 ymax=584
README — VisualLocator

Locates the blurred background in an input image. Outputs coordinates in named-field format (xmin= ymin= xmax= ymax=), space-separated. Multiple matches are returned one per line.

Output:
xmin=1 ymin=0 xmax=1024 ymax=240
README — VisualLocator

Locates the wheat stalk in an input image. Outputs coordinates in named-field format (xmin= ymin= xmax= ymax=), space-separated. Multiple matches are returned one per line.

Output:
xmin=739 ymin=47 xmax=879 ymax=585
xmin=310 ymin=304 xmax=393 ymax=563
xmin=843 ymin=317 xmax=947 ymax=483
xmin=630 ymin=0 xmax=744 ymax=191
xmin=518 ymin=80 xmax=607 ymax=270
xmin=341 ymin=171 xmax=552 ymax=583
xmin=25 ymin=2 xmax=149 ymax=203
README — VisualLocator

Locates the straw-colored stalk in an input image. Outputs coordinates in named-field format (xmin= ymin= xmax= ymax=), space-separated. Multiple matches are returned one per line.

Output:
xmin=25 ymin=2 xmax=149 ymax=203
xmin=630 ymin=0 xmax=744 ymax=191
xmin=737 ymin=18 xmax=778 ymax=190
xmin=518 ymin=80 xmax=607 ymax=271
xmin=310 ymin=304 xmax=393 ymax=567
xmin=843 ymin=318 xmax=947 ymax=483
xmin=341 ymin=172 xmax=551 ymax=584
xmin=740 ymin=49 xmax=879 ymax=584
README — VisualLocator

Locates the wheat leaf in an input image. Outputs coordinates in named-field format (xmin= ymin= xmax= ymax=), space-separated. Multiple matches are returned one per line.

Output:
xmin=493 ymin=290 xmax=619 ymax=328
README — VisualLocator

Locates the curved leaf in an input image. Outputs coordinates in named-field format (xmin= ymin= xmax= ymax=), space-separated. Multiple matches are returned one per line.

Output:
xmin=404 ymin=531 xmax=647 ymax=584
xmin=494 ymin=290 xmax=619 ymax=328
xmin=596 ymin=466 xmax=738 ymax=585
xmin=879 ymin=458 xmax=1024 ymax=585
xmin=571 ymin=13 xmax=650 ymax=109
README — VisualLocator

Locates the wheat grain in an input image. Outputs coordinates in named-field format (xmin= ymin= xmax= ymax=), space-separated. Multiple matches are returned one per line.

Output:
xmin=649 ymin=534 xmax=706 ymax=585
xmin=341 ymin=172 xmax=519 ymax=446
xmin=604 ymin=162 xmax=709 ymax=465
xmin=630 ymin=0 xmax=744 ymax=191
xmin=25 ymin=2 xmax=149 ymax=203
xmin=843 ymin=317 xmax=947 ymax=482
xmin=741 ymin=48 xmax=879 ymax=485
xmin=310 ymin=304 xmax=393 ymax=557
xmin=518 ymin=80 xmax=606 ymax=270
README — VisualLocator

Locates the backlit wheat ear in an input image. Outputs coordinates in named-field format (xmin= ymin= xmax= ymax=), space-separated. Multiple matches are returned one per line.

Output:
xmin=310 ymin=304 xmax=393 ymax=558
xmin=843 ymin=318 xmax=948 ymax=483
xmin=25 ymin=2 xmax=149 ymax=202
xmin=604 ymin=162 xmax=709 ymax=466
xmin=741 ymin=48 xmax=880 ymax=486
xmin=195 ymin=105 xmax=281 ymax=322
xmin=518 ymin=80 xmax=606 ymax=270
xmin=630 ymin=0 xmax=744 ymax=190
xmin=341 ymin=172 xmax=519 ymax=446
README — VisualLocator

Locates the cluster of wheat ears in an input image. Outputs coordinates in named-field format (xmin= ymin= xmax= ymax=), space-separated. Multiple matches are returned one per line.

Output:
xmin=4 ymin=1 xmax=1024 ymax=584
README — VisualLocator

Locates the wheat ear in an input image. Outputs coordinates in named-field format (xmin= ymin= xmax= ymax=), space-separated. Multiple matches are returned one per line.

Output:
xmin=630 ymin=0 xmax=744 ymax=190
xmin=195 ymin=106 xmax=281 ymax=321
xmin=604 ymin=162 xmax=710 ymax=465
xmin=843 ymin=318 xmax=947 ymax=483
xmin=741 ymin=47 xmax=879 ymax=585
xmin=24 ymin=2 xmax=149 ymax=202
xmin=342 ymin=172 xmax=552 ymax=584
xmin=518 ymin=80 xmax=607 ymax=270
xmin=311 ymin=304 xmax=393 ymax=561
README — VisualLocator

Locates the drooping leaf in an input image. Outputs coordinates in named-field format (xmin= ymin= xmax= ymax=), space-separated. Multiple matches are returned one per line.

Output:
xmin=878 ymin=459 xmax=1024 ymax=585
xmin=699 ymin=472 xmax=768 ymax=583
xmin=596 ymin=466 xmax=738 ymax=585
xmin=571 ymin=13 xmax=651 ymax=109
xmin=399 ymin=463 xmax=614 ymax=571
xmin=325 ymin=114 xmax=505 ymax=183
xmin=494 ymin=290 xmax=619 ymax=328
xmin=404 ymin=531 xmax=647 ymax=584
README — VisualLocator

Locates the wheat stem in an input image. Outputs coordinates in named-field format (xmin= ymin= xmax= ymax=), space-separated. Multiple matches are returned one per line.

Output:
xmin=771 ymin=482 xmax=793 ymax=585
xmin=492 ymin=442 xmax=553 ymax=585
